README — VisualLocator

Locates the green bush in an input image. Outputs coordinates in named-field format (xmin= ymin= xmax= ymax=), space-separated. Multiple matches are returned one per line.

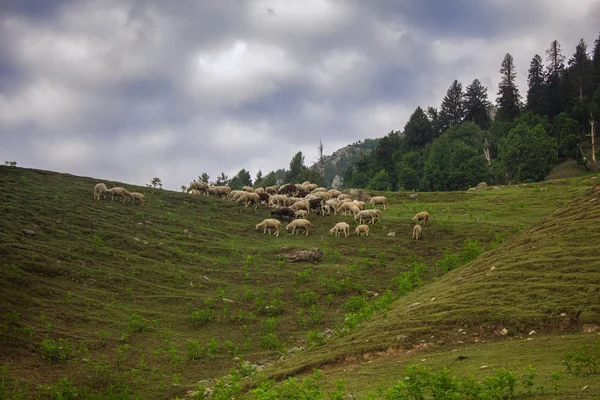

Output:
xmin=191 ymin=309 xmax=214 ymax=327
xmin=343 ymin=296 xmax=368 ymax=313
xmin=39 ymin=338 xmax=74 ymax=363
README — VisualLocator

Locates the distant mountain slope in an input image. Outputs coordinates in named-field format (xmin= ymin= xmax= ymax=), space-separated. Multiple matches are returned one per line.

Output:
xmin=268 ymin=182 xmax=600 ymax=378
xmin=312 ymin=138 xmax=380 ymax=187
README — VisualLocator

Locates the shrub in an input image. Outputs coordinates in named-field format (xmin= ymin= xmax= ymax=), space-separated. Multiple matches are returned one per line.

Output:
xmin=297 ymin=290 xmax=319 ymax=307
xmin=186 ymin=340 xmax=205 ymax=360
xmin=128 ymin=314 xmax=150 ymax=333
xmin=343 ymin=296 xmax=368 ymax=313
xmin=39 ymin=338 xmax=74 ymax=363
xmin=191 ymin=309 xmax=214 ymax=327
xmin=460 ymin=239 xmax=484 ymax=264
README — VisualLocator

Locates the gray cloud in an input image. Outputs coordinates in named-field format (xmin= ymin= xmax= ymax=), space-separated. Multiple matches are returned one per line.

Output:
xmin=0 ymin=0 xmax=598 ymax=189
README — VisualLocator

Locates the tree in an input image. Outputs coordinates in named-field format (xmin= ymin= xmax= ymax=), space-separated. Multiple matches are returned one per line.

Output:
xmin=229 ymin=169 xmax=252 ymax=190
xmin=367 ymin=169 xmax=393 ymax=191
xmin=439 ymin=80 xmax=465 ymax=132
xmin=568 ymin=38 xmax=594 ymax=100
xmin=253 ymin=170 xmax=264 ymax=188
xmin=545 ymin=40 xmax=566 ymax=118
xmin=403 ymin=106 xmax=434 ymax=149
xmin=285 ymin=152 xmax=306 ymax=183
xmin=150 ymin=177 xmax=162 ymax=189
xmin=427 ymin=106 xmax=442 ymax=138
xmin=261 ymin=171 xmax=277 ymax=187
xmin=214 ymin=172 xmax=229 ymax=186
xmin=593 ymin=32 xmax=600 ymax=89
xmin=463 ymin=79 xmax=491 ymax=129
xmin=499 ymin=123 xmax=557 ymax=183
xmin=180 ymin=185 xmax=187 ymax=193
xmin=496 ymin=53 xmax=522 ymax=121
xmin=526 ymin=55 xmax=546 ymax=115
xmin=550 ymin=113 xmax=587 ymax=166
xmin=199 ymin=173 xmax=210 ymax=183
xmin=371 ymin=131 xmax=402 ymax=190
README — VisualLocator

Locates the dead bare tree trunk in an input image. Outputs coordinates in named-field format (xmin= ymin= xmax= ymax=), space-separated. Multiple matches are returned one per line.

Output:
xmin=483 ymin=137 xmax=491 ymax=165
xmin=588 ymin=114 xmax=597 ymax=165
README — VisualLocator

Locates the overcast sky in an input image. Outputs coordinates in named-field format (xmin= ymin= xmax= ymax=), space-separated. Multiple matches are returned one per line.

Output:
xmin=1 ymin=0 xmax=598 ymax=190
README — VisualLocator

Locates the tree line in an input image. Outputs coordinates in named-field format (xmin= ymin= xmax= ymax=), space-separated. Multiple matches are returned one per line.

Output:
xmin=343 ymin=33 xmax=600 ymax=191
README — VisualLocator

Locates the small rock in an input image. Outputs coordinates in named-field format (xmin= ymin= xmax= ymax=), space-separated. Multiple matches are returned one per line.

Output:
xmin=222 ymin=298 xmax=234 ymax=303
xmin=408 ymin=302 xmax=421 ymax=309
xmin=396 ymin=335 xmax=409 ymax=342
xmin=475 ymin=182 xmax=488 ymax=190
xmin=431 ymin=297 xmax=436 ymax=302
xmin=137 ymin=222 xmax=144 ymax=226
xmin=492 ymin=186 xmax=501 ymax=190
xmin=527 ymin=338 xmax=533 ymax=341
xmin=528 ymin=330 xmax=536 ymax=336
xmin=420 ymin=359 xmax=426 ymax=362
xmin=560 ymin=313 xmax=567 ymax=317
xmin=133 ymin=237 xmax=140 ymax=241
xmin=590 ymin=198 xmax=597 ymax=203
xmin=581 ymin=385 xmax=590 ymax=391
xmin=142 ymin=240 xmax=148 ymax=245
xmin=409 ymin=193 xmax=419 ymax=199
xmin=458 ymin=329 xmax=464 ymax=333
xmin=501 ymin=328 xmax=508 ymax=336
xmin=490 ymin=266 xmax=496 ymax=270
xmin=457 ymin=341 xmax=464 ymax=344
xmin=286 ymin=347 xmax=304 ymax=354
xmin=591 ymin=176 xmax=597 ymax=180
xmin=480 ymin=365 xmax=488 ymax=369
xmin=22 ymin=229 xmax=36 ymax=235
xmin=387 ymin=232 xmax=396 ymax=237
xmin=183 ymin=229 xmax=188 ymax=234
xmin=233 ymin=357 xmax=240 ymax=361
xmin=365 ymin=290 xmax=380 ymax=297
xmin=204 ymin=276 xmax=210 ymax=281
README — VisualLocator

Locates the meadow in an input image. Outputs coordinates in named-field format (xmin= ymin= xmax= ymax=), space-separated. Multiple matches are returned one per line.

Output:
xmin=0 ymin=166 xmax=598 ymax=399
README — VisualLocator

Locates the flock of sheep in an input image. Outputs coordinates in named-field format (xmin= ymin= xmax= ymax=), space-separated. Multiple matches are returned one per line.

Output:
xmin=93 ymin=183 xmax=145 ymax=206
xmin=186 ymin=180 xmax=430 ymax=240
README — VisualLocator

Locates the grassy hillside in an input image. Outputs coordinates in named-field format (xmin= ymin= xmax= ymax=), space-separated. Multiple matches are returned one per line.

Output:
xmin=0 ymin=166 xmax=598 ymax=398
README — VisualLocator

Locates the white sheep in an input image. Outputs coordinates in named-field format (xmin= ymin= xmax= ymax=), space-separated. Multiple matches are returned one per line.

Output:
xmin=369 ymin=196 xmax=388 ymax=210
xmin=353 ymin=200 xmax=366 ymax=210
xmin=337 ymin=194 xmax=351 ymax=201
xmin=354 ymin=209 xmax=381 ymax=224
xmin=328 ymin=189 xmax=342 ymax=198
xmin=412 ymin=224 xmax=422 ymax=240
xmin=294 ymin=210 xmax=308 ymax=219
xmin=266 ymin=185 xmax=279 ymax=195
xmin=255 ymin=187 xmax=265 ymax=194
xmin=107 ymin=187 xmax=132 ymax=203
xmin=208 ymin=186 xmax=231 ymax=197
xmin=321 ymin=204 xmax=332 ymax=216
xmin=94 ymin=183 xmax=109 ymax=200
xmin=188 ymin=181 xmax=209 ymax=196
xmin=256 ymin=219 xmax=281 ymax=237
xmin=355 ymin=224 xmax=369 ymax=236
xmin=412 ymin=211 xmax=430 ymax=226
xmin=337 ymin=202 xmax=359 ymax=216
xmin=242 ymin=186 xmax=255 ymax=193
xmin=329 ymin=222 xmax=350 ymax=238
xmin=129 ymin=192 xmax=145 ymax=206
xmin=286 ymin=219 xmax=311 ymax=235
xmin=237 ymin=193 xmax=260 ymax=208
xmin=290 ymin=200 xmax=310 ymax=213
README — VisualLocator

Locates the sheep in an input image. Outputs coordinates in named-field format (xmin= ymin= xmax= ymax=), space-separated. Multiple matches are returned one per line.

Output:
xmin=311 ymin=187 xmax=327 ymax=193
xmin=107 ymin=187 xmax=131 ymax=203
xmin=354 ymin=209 xmax=381 ymax=224
xmin=412 ymin=211 xmax=430 ymax=226
xmin=321 ymin=204 xmax=332 ymax=216
xmin=242 ymin=186 xmax=255 ymax=193
xmin=129 ymin=192 xmax=145 ymax=206
xmin=337 ymin=201 xmax=360 ymax=216
xmin=188 ymin=181 xmax=209 ymax=196
xmin=412 ymin=224 xmax=422 ymax=240
xmin=269 ymin=194 xmax=289 ymax=208
xmin=337 ymin=194 xmax=351 ymax=201
xmin=278 ymin=183 xmax=297 ymax=196
xmin=237 ymin=192 xmax=260 ymax=208
xmin=294 ymin=210 xmax=308 ymax=219
xmin=286 ymin=219 xmax=311 ymax=235
xmin=208 ymin=186 xmax=231 ymax=198
xmin=308 ymin=198 xmax=324 ymax=215
xmin=255 ymin=187 xmax=265 ymax=194
xmin=290 ymin=200 xmax=310 ymax=213
xmin=258 ymin=192 xmax=270 ymax=206
xmin=311 ymin=191 xmax=332 ymax=200
xmin=265 ymin=185 xmax=279 ymax=195
xmin=270 ymin=207 xmax=295 ymax=221
xmin=353 ymin=200 xmax=366 ymax=210
xmin=94 ymin=183 xmax=109 ymax=200
xmin=329 ymin=222 xmax=350 ymax=238
xmin=328 ymin=189 xmax=342 ymax=198
xmin=230 ymin=190 xmax=245 ymax=200
xmin=369 ymin=196 xmax=388 ymax=210
xmin=256 ymin=219 xmax=281 ymax=237
xmin=355 ymin=224 xmax=369 ymax=236
xmin=304 ymin=183 xmax=318 ymax=192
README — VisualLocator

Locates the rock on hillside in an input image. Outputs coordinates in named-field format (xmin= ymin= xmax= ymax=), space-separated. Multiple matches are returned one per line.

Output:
xmin=311 ymin=138 xmax=380 ymax=187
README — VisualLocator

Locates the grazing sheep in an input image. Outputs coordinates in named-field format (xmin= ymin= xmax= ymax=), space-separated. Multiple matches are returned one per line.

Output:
xmin=286 ymin=219 xmax=311 ymax=235
xmin=266 ymin=185 xmax=279 ymax=195
xmin=412 ymin=211 xmax=430 ymax=226
xmin=290 ymin=200 xmax=310 ymax=213
xmin=237 ymin=193 xmax=260 ymax=208
xmin=270 ymin=207 xmax=295 ymax=221
xmin=278 ymin=183 xmax=297 ymax=196
xmin=188 ymin=181 xmax=209 ymax=196
xmin=329 ymin=222 xmax=350 ymax=238
xmin=312 ymin=187 xmax=327 ymax=193
xmin=305 ymin=183 xmax=318 ymax=192
xmin=94 ymin=183 xmax=109 ymax=200
xmin=355 ymin=224 xmax=369 ymax=236
xmin=321 ymin=204 xmax=332 ymax=216
xmin=242 ymin=186 xmax=255 ymax=193
xmin=255 ymin=187 xmax=265 ymax=194
xmin=328 ymin=189 xmax=342 ymax=198
xmin=354 ymin=209 xmax=381 ymax=224
xmin=412 ymin=224 xmax=422 ymax=240
xmin=337 ymin=194 xmax=351 ymax=201
xmin=258 ymin=192 xmax=270 ymax=206
xmin=337 ymin=202 xmax=360 ymax=216
xmin=230 ymin=190 xmax=245 ymax=200
xmin=308 ymin=198 xmax=325 ymax=215
xmin=369 ymin=196 xmax=388 ymax=210
xmin=353 ymin=200 xmax=366 ymax=210
xmin=311 ymin=191 xmax=332 ymax=200
xmin=208 ymin=186 xmax=231 ymax=198
xmin=129 ymin=192 xmax=145 ymax=206
xmin=255 ymin=219 xmax=281 ymax=237
xmin=107 ymin=187 xmax=131 ymax=203
xmin=294 ymin=210 xmax=308 ymax=219
xmin=269 ymin=194 xmax=288 ymax=208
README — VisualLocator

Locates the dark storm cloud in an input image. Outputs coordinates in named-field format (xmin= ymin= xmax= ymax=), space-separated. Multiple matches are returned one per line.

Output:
xmin=0 ymin=0 xmax=597 ymax=189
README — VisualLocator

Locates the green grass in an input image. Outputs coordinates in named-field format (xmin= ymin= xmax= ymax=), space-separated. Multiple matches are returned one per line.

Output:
xmin=0 ymin=166 xmax=599 ymax=398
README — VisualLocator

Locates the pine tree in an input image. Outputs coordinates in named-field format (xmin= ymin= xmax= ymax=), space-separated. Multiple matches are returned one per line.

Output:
xmin=496 ymin=53 xmax=522 ymax=121
xmin=426 ymin=107 xmax=441 ymax=138
xmin=545 ymin=40 xmax=566 ymax=118
xmin=568 ymin=38 xmax=594 ymax=100
xmin=463 ymin=79 xmax=491 ymax=129
xmin=285 ymin=152 xmax=306 ymax=183
xmin=593 ymin=32 xmax=600 ymax=89
xmin=439 ymin=80 xmax=465 ymax=132
xmin=199 ymin=173 xmax=209 ymax=183
xmin=403 ymin=106 xmax=434 ymax=149
xmin=526 ymin=55 xmax=546 ymax=115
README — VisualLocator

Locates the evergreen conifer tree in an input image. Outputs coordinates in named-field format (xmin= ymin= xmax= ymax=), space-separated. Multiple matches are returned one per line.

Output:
xmin=545 ymin=40 xmax=566 ymax=118
xmin=463 ymin=79 xmax=491 ymax=129
xmin=526 ymin=55 xmax=546 ymax=115
xmin=496 ymin=53 xmax=522 ymax=121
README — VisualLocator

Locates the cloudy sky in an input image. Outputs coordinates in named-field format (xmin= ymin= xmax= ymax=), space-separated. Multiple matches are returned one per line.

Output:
xmin=1 ymin=0 xmax=598 ymax=189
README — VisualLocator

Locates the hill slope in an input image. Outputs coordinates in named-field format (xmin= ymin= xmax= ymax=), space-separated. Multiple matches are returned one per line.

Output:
xmin=267 ymin=182 xmax=600 ymax=378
